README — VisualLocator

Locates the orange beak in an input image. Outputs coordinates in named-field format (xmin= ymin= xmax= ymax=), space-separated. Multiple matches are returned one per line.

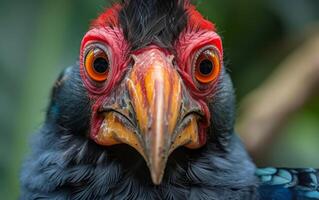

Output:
xmin=94 ymin=49 xmax=204 ymax=184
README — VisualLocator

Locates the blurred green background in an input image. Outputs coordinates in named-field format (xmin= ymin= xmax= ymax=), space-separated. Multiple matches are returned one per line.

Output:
xmin=0 ymin=0 xmax=319 ymax=199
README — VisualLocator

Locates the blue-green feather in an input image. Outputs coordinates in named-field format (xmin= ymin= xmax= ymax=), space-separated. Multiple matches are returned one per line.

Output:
xmin=257 ymin=168 xmax=319 ymax=200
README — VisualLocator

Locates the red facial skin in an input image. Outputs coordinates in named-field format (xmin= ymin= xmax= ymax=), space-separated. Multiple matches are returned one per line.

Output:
xmin=80 ymin=26 xmax=130 ymax=138
xmin=80 ymin=3 xmax=223 ymax=147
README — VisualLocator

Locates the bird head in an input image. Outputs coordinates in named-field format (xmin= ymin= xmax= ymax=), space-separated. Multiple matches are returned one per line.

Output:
xmin=49 ymin=0 xmax=235 ymax=185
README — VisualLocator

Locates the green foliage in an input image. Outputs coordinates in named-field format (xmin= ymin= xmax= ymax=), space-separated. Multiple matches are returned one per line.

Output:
xmin=0 ymin=0 xmax=318 ymax=199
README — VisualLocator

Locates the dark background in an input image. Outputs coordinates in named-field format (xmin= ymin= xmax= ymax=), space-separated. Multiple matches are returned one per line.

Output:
xmin=0 ymin=0 xmax=318 ymax=199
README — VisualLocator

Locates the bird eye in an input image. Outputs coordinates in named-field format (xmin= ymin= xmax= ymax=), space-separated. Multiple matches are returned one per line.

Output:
xmin=194 ymin=47 xmax=221 ymax=84
xmin=85 ymin=47 xmax=110 ymax=82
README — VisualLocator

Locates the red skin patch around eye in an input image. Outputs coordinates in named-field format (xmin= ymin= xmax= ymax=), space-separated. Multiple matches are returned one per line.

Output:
xmin=80 ymin=27 xmax=130 ymax=97
xmin=175 ymin=30 xmax=223 ymax=98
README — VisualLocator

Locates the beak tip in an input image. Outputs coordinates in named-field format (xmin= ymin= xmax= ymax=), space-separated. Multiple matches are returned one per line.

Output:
xmin=148 ymin=158 xmax=166 ymax=185
xmin=150 ymin=170 xmax=164 ymax=185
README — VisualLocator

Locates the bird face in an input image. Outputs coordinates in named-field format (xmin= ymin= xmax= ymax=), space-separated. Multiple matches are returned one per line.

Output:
xmin=79 ymin=2 xmax=223 ymax=185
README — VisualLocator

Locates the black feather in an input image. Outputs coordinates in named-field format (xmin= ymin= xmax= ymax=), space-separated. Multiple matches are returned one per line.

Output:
xmin=47 ymin=65 xmax=91 ymax=135
xmin=119 ymin=0 xmax=188 ymax=50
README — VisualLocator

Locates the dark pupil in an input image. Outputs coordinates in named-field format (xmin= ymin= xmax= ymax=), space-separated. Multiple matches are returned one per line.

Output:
xmin=199 ymin=59 xmax=214 ymax=75
xmin=93 ymin=57 xmax=109 ymax=73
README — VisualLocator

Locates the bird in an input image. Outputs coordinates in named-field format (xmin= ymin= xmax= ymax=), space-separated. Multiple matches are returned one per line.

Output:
xmin=20 ymin=0 xmax=319 ymax=199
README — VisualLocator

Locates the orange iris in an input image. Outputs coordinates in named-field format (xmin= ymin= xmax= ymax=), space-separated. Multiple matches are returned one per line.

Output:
xmin=194 ymin=48 xmax=220 ymax=84
xmin=85 ymin=48 xmax=110 ymax=82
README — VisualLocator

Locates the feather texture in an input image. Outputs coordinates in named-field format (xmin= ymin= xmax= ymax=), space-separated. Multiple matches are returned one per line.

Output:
xmin=119 ymin=0 xmax=188 ymax=50
xmin=257 ymin=168 xmax=319 ymax=199
xmin=20 ymin=65 xmax=258 ymax=199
